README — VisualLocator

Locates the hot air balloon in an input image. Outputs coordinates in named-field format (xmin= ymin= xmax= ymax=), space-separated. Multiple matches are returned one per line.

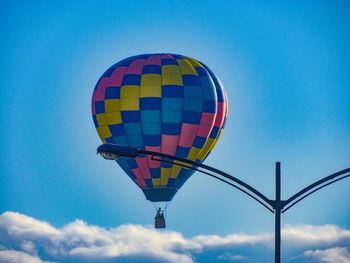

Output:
xmin=92 ymin=53 xmax=228 ymax=207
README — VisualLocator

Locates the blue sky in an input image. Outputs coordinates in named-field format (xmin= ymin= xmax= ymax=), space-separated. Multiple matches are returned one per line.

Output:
xmin=1 ymin=1 xmax=350 ymax=262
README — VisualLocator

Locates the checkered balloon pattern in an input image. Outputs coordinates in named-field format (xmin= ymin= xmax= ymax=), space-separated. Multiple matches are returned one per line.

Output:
xmin=92 ymin=54 xmax=228 ymax=202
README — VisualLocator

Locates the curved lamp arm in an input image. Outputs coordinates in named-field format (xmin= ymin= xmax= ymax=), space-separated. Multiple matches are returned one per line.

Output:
xmin=140 ymin=149 xmax=274 ymax=207
xmin=97 ymin=144 xmax=274 ymax=211
xmin=97 ymin=144 xmax=350 ymax=215
xmin=151 ymin=155 xmax=274 ymax=213
xmin=282 ymin=168 xmax=350 ymax=213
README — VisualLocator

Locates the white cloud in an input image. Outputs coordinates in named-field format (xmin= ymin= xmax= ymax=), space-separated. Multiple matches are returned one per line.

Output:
xmin=0 ymin=250 xmax=55 ymax=263
xmin=192 ymin=232 xmax=271 ymax=248
xmin=303 ymin=247 xmax=350 ymax=263
xmin=63 ymin=223 xmax=197 ymax=263
xmin=283 ymin=224 xmax=350 ymax=246
xmin=217 ymin=252 xmax=246 ymax=261
xmin=0 ymin=211 xmax=349 ymax=263
xmin=0 ymin=212 xmax=197 ymax=263
xmin=0 ymin=212 xmax=59 ymax=239
xmin=19 ymin=241 xmax=37 ymax=255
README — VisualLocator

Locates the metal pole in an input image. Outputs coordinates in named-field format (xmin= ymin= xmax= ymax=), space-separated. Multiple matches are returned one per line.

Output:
xmin=275 ymin=162 xmax=281 ymax=263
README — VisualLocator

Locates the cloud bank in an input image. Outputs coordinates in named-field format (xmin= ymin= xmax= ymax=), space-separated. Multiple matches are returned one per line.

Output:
xmin=303 ymin=247 xmax=350 ymax=263
xmin=0 ymin=211 xmax=349 ymax=263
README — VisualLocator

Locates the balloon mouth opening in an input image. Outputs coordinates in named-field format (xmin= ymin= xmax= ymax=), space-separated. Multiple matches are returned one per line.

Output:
xmin=143 ymin=187 xmax=178 ymax=202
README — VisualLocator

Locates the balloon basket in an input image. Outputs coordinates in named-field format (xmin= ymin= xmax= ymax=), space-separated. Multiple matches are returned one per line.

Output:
xmin=155 ymin=208 xmax=166 ymax=229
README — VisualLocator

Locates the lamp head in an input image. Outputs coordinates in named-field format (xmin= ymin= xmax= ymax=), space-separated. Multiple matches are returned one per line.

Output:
xmin=99 ymin=151 xmax=120 ymax=160
xmin=97 ymin=144 xmax=139 ymax=160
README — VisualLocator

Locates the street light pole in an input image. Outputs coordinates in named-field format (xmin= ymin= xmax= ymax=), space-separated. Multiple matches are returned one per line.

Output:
xmin=96 ymin=143 xmax=350 ymax=263
xmin=275 ymin=162 xmax=281 ymax=263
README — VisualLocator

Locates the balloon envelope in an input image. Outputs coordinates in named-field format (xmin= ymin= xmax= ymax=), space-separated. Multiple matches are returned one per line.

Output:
xmin=92 ymin=54 xmax=228 ymax=202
